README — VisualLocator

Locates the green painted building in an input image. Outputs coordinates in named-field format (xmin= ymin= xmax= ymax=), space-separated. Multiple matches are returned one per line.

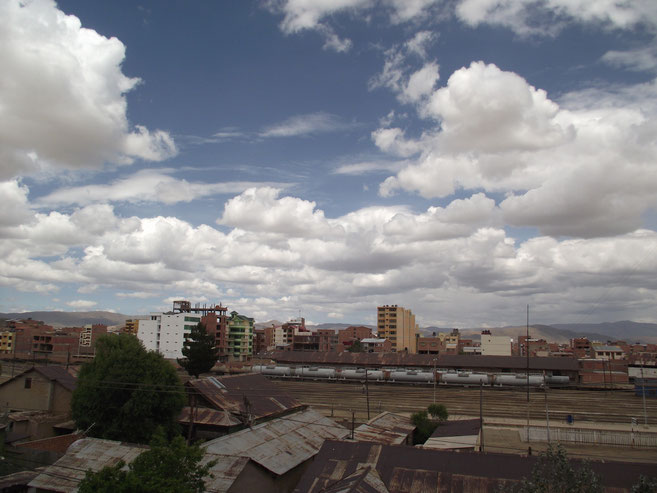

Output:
xmin=226 ymin=311 xmax=254 ymax=361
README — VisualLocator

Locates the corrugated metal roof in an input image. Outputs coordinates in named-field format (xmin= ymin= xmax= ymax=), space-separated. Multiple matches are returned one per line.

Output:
xmin=264 ymin=351 xmax=579 ymax=371
xmin=0 ymin=470 xmax=39 ymax=490
xmin=353 ymin=412 xmax=415 ymax=446
xmin=188 ymin=373 xmax=303 ymax=422
xmin=178 ymin=406 xmax=242 ymax=427
xmin=201 ymin=454 xmax=251 ymax=493
xmin=28 ymin=438 xmax=148 ymax=493
xmin=294 ymin=440 xmax=657 ymax=493
xmin=26 ymin=438 xmax=254 ymax=493
xmin=321 ymin=465 xmax=390 ymax=493
xmin=203 ymin=407 xmax=349 ymax=476
xmin=15 ymin=432 xmax=85 ymax=454
xmin=591 ymin=344 xmax=623 ymax=352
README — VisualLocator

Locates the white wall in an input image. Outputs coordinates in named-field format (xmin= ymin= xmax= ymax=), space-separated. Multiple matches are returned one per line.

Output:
xmin=480 ymin=335 xmax=511 ymax=356
xmin=137 ymin=313 xmax=201 ymax=359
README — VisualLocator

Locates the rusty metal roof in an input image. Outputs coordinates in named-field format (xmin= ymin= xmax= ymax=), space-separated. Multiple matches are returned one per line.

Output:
xmin=187 ymin=373 xmax=303 ymax=421
xmin=178 ymin=406 xmax=242 ymax=427
xmin=28 ymin=438 xmax=148 ymax=493
xmin=294 ymin=440 xmax=657 ymax=493
xmin=26 ymin=437 xmax=255 ymax=493
xmin=429 ymin=419 xmax=481 ymax=438
xmin=15 ymin=432 xmax=85 ymax=454
xmin=321 ymin=465 xmax=390 ymax=493
xmin=203 ymin=407 xmax=349 ymax=476
xmin=264 ymin=351 xmax=579 ymax=371
xmin=353 ymin=412 xmax=415 ymax=446
xmin=0 ymin=470 xmax=39 ymax=490
xmin=201 ymin=454 xmax=251 ymax=492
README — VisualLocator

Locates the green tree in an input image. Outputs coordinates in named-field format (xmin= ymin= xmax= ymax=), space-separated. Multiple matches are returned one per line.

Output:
xmin=411 ymin=410 xmax=439 ymax=444
xmin=78 ymin=429 xmax=215 ymax=493
xmin=632 ymin=476 xmax=657 ymax=493
xmin=71 ymin=334 xmax=185 ymax=444
xmin=514 ymin=444 xmax=603 ymax=493
xmin=347 ymin=340 xmax=363 ymax=353
xmin=427 ymin=403 xmax=448 ymax=422
xmin=177 ymin=322 xmax=218 ymax=378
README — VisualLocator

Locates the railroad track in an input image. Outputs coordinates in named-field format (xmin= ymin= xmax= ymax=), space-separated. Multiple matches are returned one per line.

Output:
xmin=274 ymin=379 xmax=657 ymax=425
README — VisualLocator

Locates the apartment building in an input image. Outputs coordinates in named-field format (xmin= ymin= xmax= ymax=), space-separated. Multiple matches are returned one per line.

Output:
xmin=227 ymin=311 xmax=254 ymax=361
xmin=138 ymin=312 xmax=201 ymax=359
xmin=480 ymin=330 xmax=512 ymax=356
xmin=0 ymin=331 xmax=14 ymax=353
xmin=376 ymin=305 xmax=418 ymax=353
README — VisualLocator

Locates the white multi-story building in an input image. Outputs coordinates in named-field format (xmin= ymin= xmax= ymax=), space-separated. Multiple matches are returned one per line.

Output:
xmin=137 ymin=312 xmax=201 ymax=359
xmin=480 ymin=331 xmax=512 ymax=356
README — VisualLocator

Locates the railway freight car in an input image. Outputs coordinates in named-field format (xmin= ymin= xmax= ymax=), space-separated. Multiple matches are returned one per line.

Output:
xmin=253 ymin=365 xmax=570 ymax=388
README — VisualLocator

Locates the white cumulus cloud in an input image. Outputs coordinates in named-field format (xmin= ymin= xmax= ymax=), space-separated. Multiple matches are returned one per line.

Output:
xmin=0 ymin=0 xmax=177 ymax=180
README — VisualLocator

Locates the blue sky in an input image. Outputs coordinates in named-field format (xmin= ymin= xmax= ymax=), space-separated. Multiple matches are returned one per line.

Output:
xmin=1 ymin=0 xmax=657 ymax=328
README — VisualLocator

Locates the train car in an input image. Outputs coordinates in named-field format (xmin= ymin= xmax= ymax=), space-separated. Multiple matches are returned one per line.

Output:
xmin=546 ymin=375 xmax=570 ymax=386
xmin=253 ymin=365 xmax=292 ymax=376
xmin=494 ymin=374 xmax=545 ymax=386
xmin=441 ymin=371 xmax=490 ymax=386
xmin=295 ymin=367 xmax=336 ymax=379
xmin=251 ymin=364 xmax=571 ymax=388
xmin=389 ymin=370 xmax=434 ymax=383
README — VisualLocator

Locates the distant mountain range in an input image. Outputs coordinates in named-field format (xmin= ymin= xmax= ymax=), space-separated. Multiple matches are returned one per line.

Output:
xmin=2 ymin=311 xmax=655 ymax=344
xmin=0 ymin=310 xmax=132 ymax=328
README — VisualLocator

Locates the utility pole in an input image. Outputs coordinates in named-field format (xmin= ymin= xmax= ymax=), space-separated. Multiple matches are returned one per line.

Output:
xmin=526 ymin=304 xmax=530 ymax=449
xmin=365 ymin=368 xmax=370 ymax=420
xmin=544 ymin=378 xmax=550 ymax=443
xmin=641 ymin=366 xmax=648 ymax=427
xmin=187 ymin=393 xmax=195 ymax=444
xmin=351 ymin=410 xmax=355 ymax=439
xmin=479 ymin=382 xmax=484 ymax=452
xmin=433 ymin=358 xmax=437 ymax=404
xmin=11 ymin=332 xmax=16 ymax=377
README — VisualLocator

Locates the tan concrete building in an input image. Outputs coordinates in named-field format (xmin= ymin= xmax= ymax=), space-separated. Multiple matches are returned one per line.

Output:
xmin=480 ymin=330 xmax=512 ymax=356
xmin=376 ymin=305 xmax=418 ymax=353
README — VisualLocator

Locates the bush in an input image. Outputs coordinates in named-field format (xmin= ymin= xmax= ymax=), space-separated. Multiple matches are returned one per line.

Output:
xmin=427 ymin=403 xmax=448 ymax=422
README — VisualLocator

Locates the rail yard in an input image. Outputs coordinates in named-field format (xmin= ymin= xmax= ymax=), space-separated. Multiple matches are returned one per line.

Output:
xmin=273 ymin=379 xmax=657 ymax=425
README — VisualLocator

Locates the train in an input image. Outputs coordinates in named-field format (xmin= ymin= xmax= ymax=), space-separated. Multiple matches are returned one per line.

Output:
xmin=252 ymin=365 xmax=571 ymax=387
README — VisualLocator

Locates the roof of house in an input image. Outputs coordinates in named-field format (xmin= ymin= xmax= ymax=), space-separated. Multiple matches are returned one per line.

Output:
xmin=27 ymin=437 xmax=254 ymax=493
xmin=592 ymin=344 xmax=623 ymax=352
xmin=353 ymin=412 xmax=415 ymax=446
xmin=264 ymin=351 xmax=579 ymax=371
xmin=0 ymin=470 xmax=39 ymax=490
xmin=0 ymin=365 xmax=77 ymax=392
xmin=429 ymin=419 xmax=481 ymax=439
xmin=187 ymin=373 xmax=304 ymax=422
xmin=178 ymin=406 xmax=242 ymax=427
xmin=200 ymin=454 xmax=252 ymax=493
xmin=293 ymin=440 xmax=657 ymax=493
xmin=321 ymin=465 xmax=390 ymax=493
xmin=28 ymin=438 xmax=148 ymax=493
xmin=15 ymin=432 xmax=85 ymax=454
xmin=203 ymin=407 xmax=349 ymax=476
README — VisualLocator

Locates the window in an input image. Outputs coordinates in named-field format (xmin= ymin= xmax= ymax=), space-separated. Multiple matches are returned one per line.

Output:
xmin=24 ymin=378 xmax=32 ymax=389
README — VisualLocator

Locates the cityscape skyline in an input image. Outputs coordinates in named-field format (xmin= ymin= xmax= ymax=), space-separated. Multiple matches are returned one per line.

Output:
xmin=1 ymin=1 xmax=656 ymax=328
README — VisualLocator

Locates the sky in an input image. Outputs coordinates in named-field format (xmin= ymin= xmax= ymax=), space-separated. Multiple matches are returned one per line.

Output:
xmin=1 ymin=0 xmax=657 ymax=328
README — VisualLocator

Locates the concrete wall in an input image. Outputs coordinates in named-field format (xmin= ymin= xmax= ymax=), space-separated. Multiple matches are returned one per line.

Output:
xmin=0 ymin=373 xmax=50 ymax=412
xmin=481 ymin=335 xmax=512 ymax=356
